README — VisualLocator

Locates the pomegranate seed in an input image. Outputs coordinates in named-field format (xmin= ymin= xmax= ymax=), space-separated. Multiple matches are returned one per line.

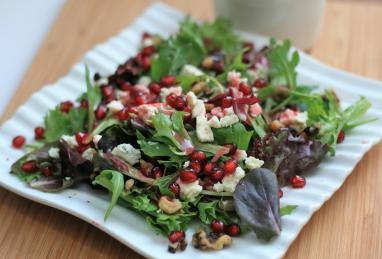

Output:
xmin=204 ymin=162 xmax=216 ymax=175
xmin=81 ymin=133 xmax=92 ymax=145
xmin=160 ymin=75 xmax=176 ymax=86
xmin=117 ymin=108 xmax=130 ymax=121
xmin=142 ymin=46 xmax=155 ymax=56
xmin=60 ymin=101 xmax=73 ymax=113
xmin=149 ymin=82 xmax=161 ymax=94
xmin=152 ymin=167 xmax=163 ymax=179
xmin=41 ymin=166 xmax=53 ymax=177
xmin=222 ymin=144 xmax=237 ymax=156
xmin=223 ymin=159 xmax=237 ymax=176
xmin=174 ymin=96 xmax=186 ymax=111
xmin=101 ymin=85 xmax=114 ymax=98
xmin=254 ymin=79 xmax=266 ymax=89
xmin=168 ymin=230 xmax=185 ymax=243
xmin=34 ymin=127 xmax=45 ymax=140
xmin=190 ymin=160 xmax=202 ymax=173
xmin=239 ymin=82 xmax=252 ymax=95
xmin=80 ymin=99 xmax=89 ymax=108
xmin=243 ymin=41 xmax=254 ymax=52
xmin=142 ymin=32 xmax=151 ymax=40
xmin=337 ymin=130 xmax=345 ymax=144
xmin=210 ymin=168 xmax=224 ymax=182
xmin=180 ymin=169 xmax=197 ymax=183
xmin=166 ymin=93 xmax=177 ymax=107
xmin=169 ymin=183 xmax=180 ymax=196
xmin=128 ymin=106 xmax=138 ymax=114
xmin=12 ymin=135 xmax=25 ymax=148
xmin=142 ymin=56 xmax=151 ymax=71
xmin=191 ymin=151 xmax=206 ymax=162
xmin=120 ymin=82 xmax=132 ymax=91
xmin=213 ymin=61 xmax=224 ymax=73
xmin=77 ymin=145 xmax=88 ymax=154
xmin=135 ymin=94 xmax=146 ymax=105
xmin=211 ymin=219 xmax=225 ymax=233
xmin=289 ymin=175 xmax=306 ymax=188
xmin=278 ymin=189 xmax=283 ymax=198
xmin=75 ymin=132 xmax=84 ymax=145
xmin=21 ymin=161 xmax=38 ymax=172
xmin=221 ymin=97 xmax=233 ymax=108
xmin=225 ymin=224 xmax=240 ymax=236
xmin=95 ymin=105 xmax=107 ymax=120
xmin=134 ymin=53 xmax=143 ymax=64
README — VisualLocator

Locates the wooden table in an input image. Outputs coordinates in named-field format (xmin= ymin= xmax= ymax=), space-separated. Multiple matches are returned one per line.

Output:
xmin=1 ymin=0 xmax=381 ymax=258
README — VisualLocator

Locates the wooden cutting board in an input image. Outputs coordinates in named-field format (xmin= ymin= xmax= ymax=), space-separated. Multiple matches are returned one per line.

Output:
xmin=1 ymin=1 xmax=381 ymax=258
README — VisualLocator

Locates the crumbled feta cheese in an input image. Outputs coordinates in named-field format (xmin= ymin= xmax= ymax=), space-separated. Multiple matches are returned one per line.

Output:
xmin=107 ymin=100 xmax=124 ymax=113
xmin=48 ymin=147 xmax=60 ymax=159
xmin=227 ymin=70 xmax=248 ymax=87
xmin=220 ymin=114 xmax=239 ymax=127
xmin=138 ymin=76 xmax=151 ymax=87
xmin=279 ymin=109 xmax=308 ymax=132
xmin=115 ymin=90 xmax=128 ymax=100
xmin=137 ymin=104 xmax=158 ymax=123
xmin=208 ymin=116 xmax=221 ymax=128
xmin=224 ymin=107 xmax=235 ymax=115
xmin=160 ymin=86 xmax=182 ymax=99
xmin=183 ymin=161 xmax=190 ymax=168
xmin=181 ymin=64 xmax=203 ymax=76
xmin=93 ymin=135 xmax=102 ymax=146
xmin=82 ymin=148 xmax=96 ymax=161
xmin=186 ymin=91 xmax=198 ymax=108
xmin=111 ymin=143 xmax=141 ymax=165
xmin=213 ymin=166 xmax=246 ymax=193
xmin=211 ymin=107 xmax=224 ymax=118
xmin=245 ymin=156 xmax=264 ymax=169
xmin=196 ymin=116 xmax=214 ymax=142
xmin=192 ymin=100 xmax=206 ymax=118
xmin=178 ymin=180 xmax=203 ymax=201
xmin=61 ymin=135 xmax=78 ymax=148
xmin=96 ymin=77 xmax=108 ymax=86
xmin=142 ymin=38 xmax=154 ymax=47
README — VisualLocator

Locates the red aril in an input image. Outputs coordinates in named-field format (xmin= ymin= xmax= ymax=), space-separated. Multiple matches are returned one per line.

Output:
xmin=34 ymin=127 xmax=45 ymax=140
xmin=223 ymin=159 xmax=237 ymax=176
xmin=191 ymin=151 xmax=206 ymax=162
xmin=180 ymin=169 xmax=197 ymax=183
xmin=160 ymin=75 xmax=176 ymax=86
xmin=169 ymin=182 xmax=180 ymax=196
xmin=120 ymin=82 xmax=132 ymax=91
xmin=239 ymin=82 xmax=252 ymax=95
xmin=337 ymin=130 xmax=345 ymax=144
xmin=190 ymin=160 xmax=202 ymax=173
xmin=289 ymin=175 xmax=306 ymax=188
xmin=95 ymin=105 xmax=107 ymax=120
xmin=12 ymin=135 xmax=25 ymax=148
xmin=225 ymin=224 xmax=240 ymax=236
xmin=117 ymin=108 xmax=130 ymax=121
xmin=166 ymin=93 xmax=177 ymax=107
xmin=60 ymin=101 xmax=73 ymax=113
xmin=21 ymin=161 xmax=38 ymax=172
xmin=80 ymin=99 xmax=89 ymax=108
xmin=168 ymin=230 xmax=185 ymax=243
xmin=211 ymin=219 xmax=224 ymax=233
xmin=253 ymin=79 xmax=266 ymax=89
xmin=203 ymin=162 xmax=216 ymax=175
xmin=152 ymin=167 xmax=163 ymax=179
xmin=174 ymin=96 xmax=186 ymax=111
xmin=210 ymin=168 xmax=224 ymax=182
xmin=221 ymin=97 xmax=233 ymax=108
xmin=149 ymin=82 xmax=161 ymax=94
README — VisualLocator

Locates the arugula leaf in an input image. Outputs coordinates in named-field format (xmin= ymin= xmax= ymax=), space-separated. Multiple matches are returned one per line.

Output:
xmin=44 ymin=107 xmax=87 ymax=142
xmin=152 ymin=112 xmax=182 ymax=150
xmin=197 ymin=200 xmax=234 ymax=225
xmin=153 ymin=174 xmax=177 ymax=196
xmin=280 ymin=205 xmax=298 ymax=216
xmin=212 ymin=122 xmax=253 ymax=150
xmin=85 ymin=65 xmax=102 ymax=131
xmin=250 ymin=115 xmax=267 ymax=138
xmin=93 ymin=170 xmax=124 ymax=220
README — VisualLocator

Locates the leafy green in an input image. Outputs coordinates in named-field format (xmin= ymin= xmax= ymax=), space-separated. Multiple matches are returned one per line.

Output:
xmin=197 ymin=200 xmax=235 ymax=225
xmin=93 ymin=170 xmax=124 ymax=220
xmin=250 ymin=115 xmax=267 ymax=138
xmin=152 ymin=112 xmax=182 ymax=150
xmin=85 ymin=65 xmax=102 ymax=131
xmin=212 ymin=122 xmax=253 ymax=150
xmin=44 ymin=107 xmax=87 ymax=142
xmin=153 ymin=174 xmax=177 ymax=196
xmin=280 ymin=205 xmax=298 ymax=216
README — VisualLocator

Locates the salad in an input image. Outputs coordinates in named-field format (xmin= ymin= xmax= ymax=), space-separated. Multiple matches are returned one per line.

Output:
xmin=10 ymin=17 xmax=375 ymax=253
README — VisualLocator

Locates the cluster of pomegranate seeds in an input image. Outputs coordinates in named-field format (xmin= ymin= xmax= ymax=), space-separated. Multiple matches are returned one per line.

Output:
xmin=168 ymin=230 xmax=185 ymax=243
xmin=173 ymin=96 xmax=186 ymax=111
xmin=166 ymin=93 xmax=177 ymax=107
xmin=21 ymin=161 xmax=38 ymax=173
xmin=180 ymin=168 xmax=198 ymax=183
xmin=12 ymin=135 xmax=25 ymax=148
xmin=60 ymin=101 xmax=74 ymax=113
xmin=238 ymin=82 xmax=252 ymax=95
xmin=101 ymin=85 xmax=115 ymax=103
xmin=210 ymin=220 xmax=241 ymax=236
xmin=75 ymin=132 xmax=92 ymax=153
xmin=289 ymin=175 xmax=306 ymax=188
xmin=34 ymin=127 xmax=45 ymax=140
xmin=190 ymin=160 xmax=202 ymax=173
xmin=337 ymin=130 xmax=345 ymax=144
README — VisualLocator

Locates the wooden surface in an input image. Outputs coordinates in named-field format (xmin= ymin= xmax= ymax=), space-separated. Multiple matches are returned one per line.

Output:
xmin=1 ymin=1 xmax=382 ymax=258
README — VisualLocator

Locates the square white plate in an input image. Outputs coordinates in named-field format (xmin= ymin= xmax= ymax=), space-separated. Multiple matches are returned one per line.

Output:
xmin=1 ymin=3 xmax=381 ymax=259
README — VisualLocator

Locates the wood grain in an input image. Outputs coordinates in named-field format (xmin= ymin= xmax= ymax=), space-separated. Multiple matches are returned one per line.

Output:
xmin=1 ymin=1 xmax=381 ymax=258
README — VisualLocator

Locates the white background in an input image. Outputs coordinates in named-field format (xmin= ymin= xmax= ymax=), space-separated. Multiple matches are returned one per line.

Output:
xmin=0 ymin=0 xmax=65 ymax=117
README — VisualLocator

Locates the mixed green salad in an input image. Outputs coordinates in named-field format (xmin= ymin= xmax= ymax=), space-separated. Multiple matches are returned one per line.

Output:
xmin=10 ymin=17 xmax=374 ymax=252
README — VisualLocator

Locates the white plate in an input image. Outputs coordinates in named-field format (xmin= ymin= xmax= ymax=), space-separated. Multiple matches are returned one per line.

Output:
xmin=1 ymin=3 xmax=381 ymax=259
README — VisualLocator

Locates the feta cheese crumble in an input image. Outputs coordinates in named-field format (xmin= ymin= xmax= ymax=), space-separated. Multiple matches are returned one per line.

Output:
xmin=245 ymin=156 xmax=264 ymax=169
xmin=213 ymin=166 xmax=246 ymax=193
xmin=111 ymin=143 xmax=141 ymax=165
xmin=107 ymin=100 xmax=124 ymax=113
xmin=181 ymin=64 xmax=204 ymax=76
xmin=178 ymin=180 xmax=203 ymax=201
xmin=208 ymin=116 xmax=221 ymax=128
xmin=186 ymin=91 xmax=198 ymax=108
xmin=196 ymin=116 xmax=214 ymax=142
xmin=192 ymin=100 xmax=206 ymax=118
xmin=82 ymin=148 xmax=96 ymax=161
xmin=220 ymin=114 xmax=239 ymax=127
xmin=48 ymin=147 xmax=60 ymax=159
xmin=138 ymin=76 xmax=151 ymax=87
xmin=279 ymin=109 xmax=308 ymax=132
xmin=93 ymin=134 xmax=102 ymax=146
xmin=61 ymin=135 xmax=78 ymax=148
xmin=160 ymin=86 xmax=182 ymax=99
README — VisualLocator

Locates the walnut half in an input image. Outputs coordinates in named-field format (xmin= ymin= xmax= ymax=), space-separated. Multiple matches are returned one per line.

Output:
xmin=192 ymin=230 xmax=232 ymax=251
xmin=158 ymin=196 xmax=182 ymax=214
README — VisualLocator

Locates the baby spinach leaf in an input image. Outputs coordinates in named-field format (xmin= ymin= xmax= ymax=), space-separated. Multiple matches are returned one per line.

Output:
xmin=233 ymin=168 xmax=281 ymax=241
xmin=212 ymin=122 xmax=253 ymax=150
xmin=280 ymin=205 xmax=298 ymax=216
xmin=93 ymin=170 xmax=124 ymax=220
